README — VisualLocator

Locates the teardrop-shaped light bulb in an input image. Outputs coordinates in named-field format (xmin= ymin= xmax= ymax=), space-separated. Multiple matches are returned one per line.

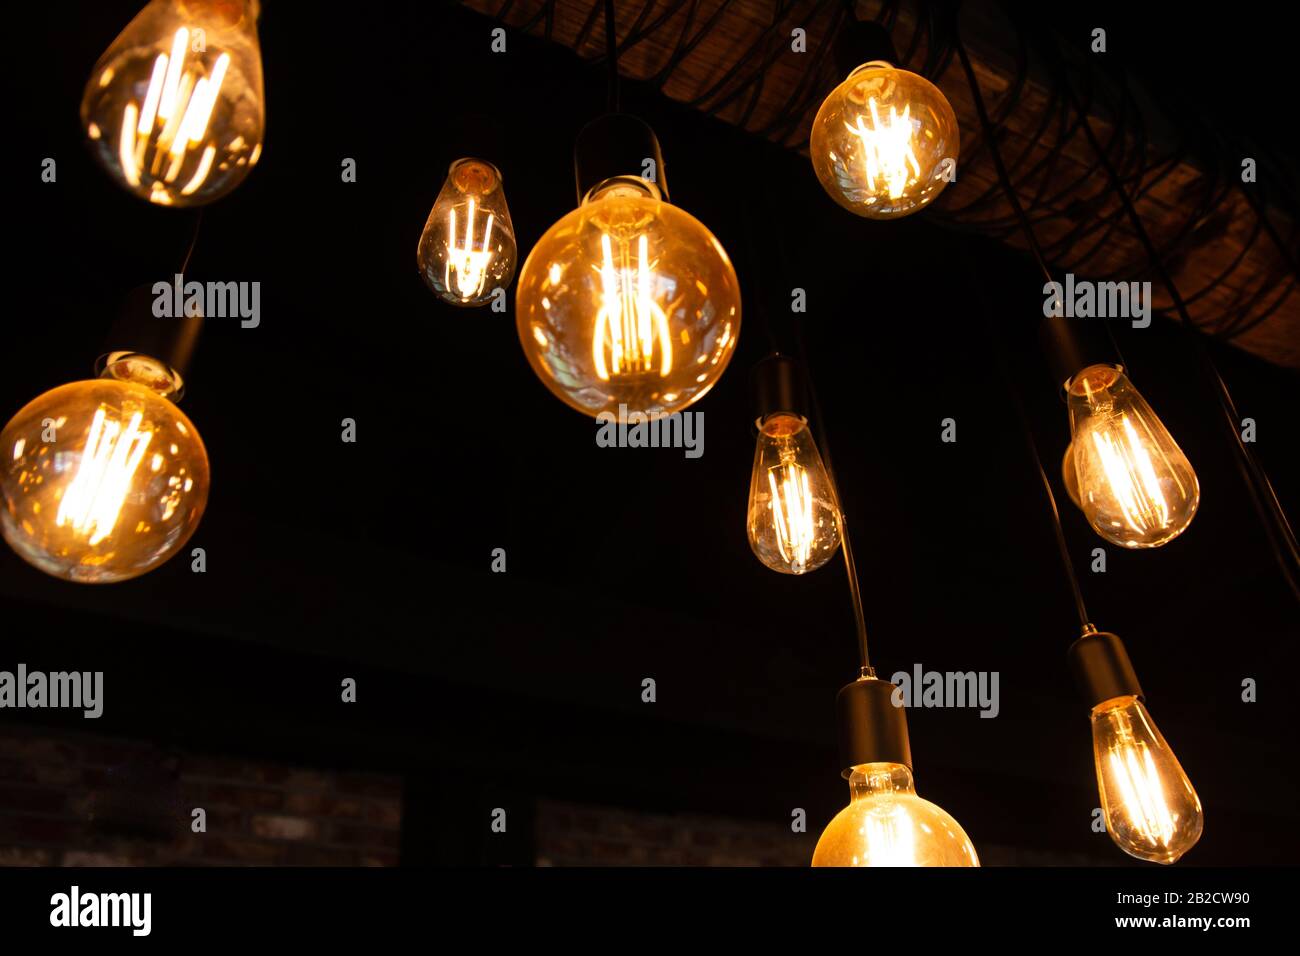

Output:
xmin=1091 ymin=695 xmax=1203 ymax=864
xmin=81 ymin=0 xmax=265 ymax=207
xmin=417 ymin=158 xmax=517 ymax=307
xmin=1065 ymin=365 xmax=1199 ymax=548
xmin=747 ymin=413 xmax=841 ymax=574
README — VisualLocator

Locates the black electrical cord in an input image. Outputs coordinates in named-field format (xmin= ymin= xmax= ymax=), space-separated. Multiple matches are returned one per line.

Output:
xmin=955 ymin=31 xmax=1093 ymax=634
xmin=604 ymin=0 xmax=620 ymax=112
xmin=797 ymin=326 xmax=874 ymax=672
xmin=178 ymin=209 xmax=203 ymax=274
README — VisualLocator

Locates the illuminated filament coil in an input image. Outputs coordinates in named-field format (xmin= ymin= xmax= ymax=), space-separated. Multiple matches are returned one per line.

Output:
xmin=767 ymin=461 xmax=815 ymax=572
xmin=56 ymin=408 xmax=152 ymax=547
xmin=1107 ymin=741 xmax=1177 ymax=849
xmin=116 ymin=27 xmax=234 ymax=201
xmin=845 ymin=99 xmax=921 ymax=201
xmin=445 ymin=198 xmax=496 ymax=300
xmin=860 ymin=805 xmax=918 ymax=867
xmin=1089 ymin=415 xmax=1171 ymax=535
xmin=592 ymin=233 xmax=673 ymax=380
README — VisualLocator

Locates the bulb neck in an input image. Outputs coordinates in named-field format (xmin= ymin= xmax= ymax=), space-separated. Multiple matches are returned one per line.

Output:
xmin=582 ymin=176 xmax=659 ymax=205
xmin=1089 ymin=693 xmax=1141 ymax=721
xmin=835 ymin=675 xmax=912 ymax=778
xmin=847 ymin=762 xmax=916 ymax=800
xmin=448 ymin=157 xmax=502 ymax=196
xmin=97 ymin=352 xmax=185 ymax=401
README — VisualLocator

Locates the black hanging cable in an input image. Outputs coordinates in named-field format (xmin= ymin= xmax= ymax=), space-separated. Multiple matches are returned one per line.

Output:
xmin=774 ymin=242 xmax=873 ymax=672
xmin=604 ymin=0 xmax=620 ymax=112
xmin=178 ymin=209 xmax=204 ymax=274
xmin=962 ymin=249 xmax=1095 ymax=634
xmin=740 ymin=202 xmax=782 ymax=354
xmin=800 ymin=330 xmax=874 ymax=672
xmin=954 ymin=32 xmax=1094 ymax=634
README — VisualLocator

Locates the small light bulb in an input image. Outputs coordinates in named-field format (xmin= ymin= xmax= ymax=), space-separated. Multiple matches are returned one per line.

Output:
xmin=1065 ymin=365 xmax=1199 ymax=548
xmin=417 ymin=158 xmax=517 ymax=307
xmin=810 ymin=61 xmax=958 ymax=219
xmin=516 ymin=178 xmax=741 ymax=419
xmin=81 ymin=0 xmax=265 ymax=207
xmin=1091 ymin=695 xmax=1203 ymax=864
xmin=0 ymin=355 xmax=209 ymax=583
xmin=812 ymin=762 xmax=979 ymax=867
xmin=747 ymin=413 xmax=840 ymax=574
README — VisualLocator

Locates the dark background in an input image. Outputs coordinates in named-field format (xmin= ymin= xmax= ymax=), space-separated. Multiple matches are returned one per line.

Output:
xmin=2 ymin=0 xmax=1296 ymax=866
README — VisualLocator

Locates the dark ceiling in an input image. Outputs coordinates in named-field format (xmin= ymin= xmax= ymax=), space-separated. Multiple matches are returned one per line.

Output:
xmin=3 ymin=0 xmax=1297 ymax=865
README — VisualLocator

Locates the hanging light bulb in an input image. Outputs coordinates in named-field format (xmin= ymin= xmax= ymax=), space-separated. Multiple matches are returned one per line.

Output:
xmin=0 ymin=353 xmax=209 ymax=583
xmin=1064 ymin=364 xmax=1198 ymax=548
xmin=747 ymin=413 xmax=841 ymax=574
xmin=417 ymin=158 xmax=517 ymax=307
xmin=810 ymin=57 xmax=958 ymax=219
xmin=1091 ymin=695 xmax=1204 ymax=864
xmin=516 ymin=115 xmax=741 ymax=419
xmin=746 ymin=357 xmax=840 ymax=574
xmin=813 ymin=676 xmax=979 ymax=867
xmin=1070 ymin=628 xmax=1203 ymax=864
xmin=81 ymin=0 xmax=265 ymax=206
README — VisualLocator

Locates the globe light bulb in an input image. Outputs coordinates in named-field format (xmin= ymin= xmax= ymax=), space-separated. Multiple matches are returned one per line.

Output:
xmin=812 ymin=762 xmax=979 ymax=867
xmin=1065 ymin=364 xmax=1199 ymax=548
xmin=81 ymin=0 xmax=265 ymax=207
xmin=0 ymin=355 xmax=209 ymax=583
xmin=417 ymin=158 xmax=517 ymax=307
xmin=747 ymin=413 xmax=840 ymax=574
xmin=516 ymin=178 xmax=741 ymax=419
xmin=1091 ymin=695 xmax=1203 ymax=864
xmin=810 ymin=61 xmax=958 ymax=219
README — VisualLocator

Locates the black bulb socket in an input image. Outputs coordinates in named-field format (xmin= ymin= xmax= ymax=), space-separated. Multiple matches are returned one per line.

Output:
xmin=1068 ymin=629 xmax=1145 ymax=709
xmin=1039 ymin=307 xmax=1121 ymax=398
xmin=573 ymin=113 xmax=668 ymax=204
xmin=833 ymin=17 xmax=900 ymax=77
xmin=750 ymin=354 xmax=807 ymax=428
xmin=835 ymin=676 xmax=913 ymax=777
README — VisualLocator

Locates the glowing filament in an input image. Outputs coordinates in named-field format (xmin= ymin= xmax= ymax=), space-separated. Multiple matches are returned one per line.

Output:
xmin=767 ymin=462 xmax=815 ymax=572
xmin=55 ymin=408 xmax=153 ymax=547
xmin=1108 ymin=743 xmax=1177 ymax=849
xmin=845 ymin=98 xmax=921 ymax=200
xmin=444 ymin=198 xmax=496 ymax=300
xmin=592 ymin=233 xmax=673 ymax=381
xmin=1089 ymin=415 xmax=1170 ymax=534
xmin=114 ymin=28 xmax=233 ymax=201
xmin=856 ymin=805 xmax=918 ymax=866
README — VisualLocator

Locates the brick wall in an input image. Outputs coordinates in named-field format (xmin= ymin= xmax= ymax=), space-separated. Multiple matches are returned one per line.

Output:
xmin=0 ymin=726 xmax=402 ymax=866
xmin=536 ymin=800 xmax=811 ymax=866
